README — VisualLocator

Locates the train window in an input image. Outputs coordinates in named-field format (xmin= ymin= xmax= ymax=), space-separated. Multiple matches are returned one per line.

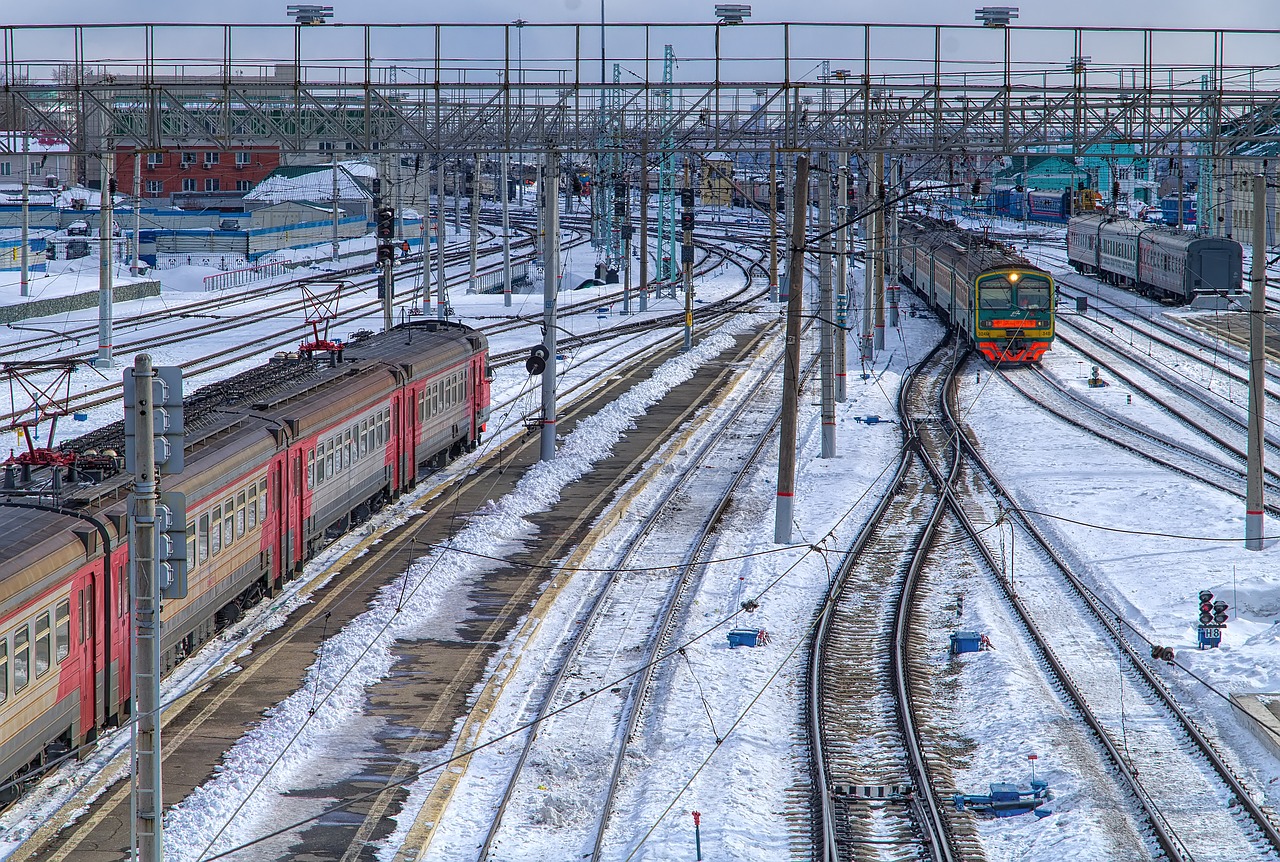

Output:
xmin=0 ymin=641 xmax=6 ymax=704
xmin=248 ymin=488 xmax=258 ymax=530
xmin=78 ymin=590 xmax=85 ymax=645
xmin=187 ymin=529 xmax=196 ymax=573
xmin=326 ymin=441 xmax=335 ymax=478
xmin=258 ymin=481 xmax=267 ymax=523
xmin=119 ymin=567 xmax=128 ymax=617
xmin=360 ymin=419 xmax=368 ymax=456
xmin=979 ymin=284 xmax=1011 ymax=309
xmin=345 ymin=430 xmax=353 ymax=467
xmin=237 ymin=491 xmax=247 ymax=539
xmin=56 ymin=601 xmax=70 ymax=663
xmin=307 ymin=450 xmax=315 ymax=490
xmin=198 ymin=513 xmax=210 ymax=563
xmin=1016 ymin=279 xmax=1051 ymax=311
xmin=211 ymin=506 xmax=222 ymax=556
xmin=13 ymin=626 xmax=29 ymax=692
xmin=223 ymin=498 xmax=235 ymax=548
xmin=34 ymin=614 xmax=50 ymax=676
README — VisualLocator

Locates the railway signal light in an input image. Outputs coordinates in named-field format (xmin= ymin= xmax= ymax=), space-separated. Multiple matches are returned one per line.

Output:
xmin=123 ymin=365 xmax=184 ymax=475
xmin=681 ymin=211 xmax=695 ymax=231
xmin=1199 ymin=590 xmax=1214 ymax=625
xmin=376 ymin=206 xmax=395 ymax=239
xmin=972 ymin=180 xmax=982 ymax=196
xmin=156 ymin=492 xmax=188 ymax=599
xmin=526 ymin=344 xmax=550 ymax=375
xmin=376 ymin=244 xmax=395 ymax=265
xmin=681 ymin=187 xmax=695 ymax=208
xmin=1213 ymin=599 xmax=1229 ymax=625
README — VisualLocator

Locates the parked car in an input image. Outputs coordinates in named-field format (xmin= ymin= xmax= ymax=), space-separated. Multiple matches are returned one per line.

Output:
xmin=65 ymin=220 xmax=90 ymax=236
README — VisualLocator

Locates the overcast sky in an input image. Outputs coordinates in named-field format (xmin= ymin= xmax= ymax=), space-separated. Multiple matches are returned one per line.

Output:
xmin=12 ymin=1 xmax=1280 ymax=28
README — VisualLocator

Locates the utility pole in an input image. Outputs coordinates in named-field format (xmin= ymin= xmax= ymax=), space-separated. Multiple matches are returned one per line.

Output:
xmin=502 ymin=153 xmax=512 ymax=307
xmin=860 ymin=166 xmax=874 ymax=362
xmin=818 ymin=152 xmax=836 ymax=458
xmin=873 ymin=151 xmax=886 ymax=351
xmin=20 ymin=140 xmax=29 ymax=297
xmin=682 ymin=158 xmax=694 ymax=352
xmin=639 ymin=138 xmax=649 ymax=313
xmin=130 ymin=354 xmax=161 ymax=862
xmin=435 ymin=159 xmax=446 ymax=318
xmin=453 ymin=159 xmax=462 ymax=233
xmin=1246 ymin=173 xmax=1266 ymax=550
xmin=330 ymin=154 xmax=339 ymax=262
xmin=540 ymin=147 xmax=559 ymax=462
xmin=835 ymin=156 xmax=848 ymax=402
xmin=97 ymin=153 xmax=114 ymax=369
xmin=775 ymin=155 xmax=809 ymax=544
xmin=769 ymin=142 xmax=779 ymax=302
xmin=470 ymin=153 xmax=481 ymax=292
xmin=131 ymin=151 xmax=141 ymax=276
xmin=887 ymin=157 xmax=900 ymax=329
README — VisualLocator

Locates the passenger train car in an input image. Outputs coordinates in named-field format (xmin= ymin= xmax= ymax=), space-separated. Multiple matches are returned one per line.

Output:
xmin=896 ymin=216 xmax=1056 ymax=363
xmin=0 ymin=319 xmax=490 ymax=801
xmin=1066 ymin=214 xmax=1242 ymax=303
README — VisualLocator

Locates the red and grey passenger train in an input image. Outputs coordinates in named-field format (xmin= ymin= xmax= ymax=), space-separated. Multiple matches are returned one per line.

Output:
xmin=0 ymin=319 xmax=491 ymax=801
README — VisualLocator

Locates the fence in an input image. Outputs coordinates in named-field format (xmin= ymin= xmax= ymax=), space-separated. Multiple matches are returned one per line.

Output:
xmin=202 ymin=259 xmax=290 ymax=291
xmin=471 ymin=263 xmax=532 ymax=295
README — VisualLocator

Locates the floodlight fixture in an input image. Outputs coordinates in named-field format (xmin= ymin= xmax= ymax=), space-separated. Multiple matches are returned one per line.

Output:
xmin=1069 ymin=55 xmax=1091 ymax=74
xmin=975 ymin=6 xmax=1019 ymax=27
xmin=287 ymin=4 xmax=334 ymax=25
xmin=714 ymin=4 xmax=752 ymax=24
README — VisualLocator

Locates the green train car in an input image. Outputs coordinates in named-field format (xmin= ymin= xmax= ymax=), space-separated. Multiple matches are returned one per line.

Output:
xmin=895 ymin=216 xmax=1055 ymax=364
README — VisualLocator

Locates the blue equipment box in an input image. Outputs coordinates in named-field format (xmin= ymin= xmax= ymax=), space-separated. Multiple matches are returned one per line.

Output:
xmin=951 ymin=631 xmax=983 ymax=654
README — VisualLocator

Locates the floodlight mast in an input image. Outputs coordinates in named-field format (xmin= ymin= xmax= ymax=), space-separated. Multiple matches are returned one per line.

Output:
xmin=286 ymin=4 xmax=334 ymax=24
xmin=714 ymin=4 xmax=751 ymax=24
xmin=975 ymin=6 xmax=1019 ymax=26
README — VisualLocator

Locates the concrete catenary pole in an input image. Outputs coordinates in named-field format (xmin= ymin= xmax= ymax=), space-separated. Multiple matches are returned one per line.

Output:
xmin=97 ymin=154 xmax=114 ymax=368
xmin=682 ymin=158 xmax=694 ymax=352
xmin=20 ymin=141 xmax=29 ymax=297
xmin=769 ymin=142 xmax=779 ymax=302
xmin=1246 ymin=173 xmax=1267 ymax=550
xmin=775 ymin=154 xmax=809 ymax=544
xmin=130 ymin=353 xmax=162 ymax=862
xmin=131 ymin=151 xmax=141 ymax=276
xmin=470 ymin=152 xmax=481 ymax=291
xmin=639 ymin=138 xmax=649 ymax=313
xmin=502 ymin=153 xmax=513 ymax=307
xmin=873 ymin=151 xmax=886 ymax=351
xmin=888 ymin=157 xmax=900 ymax=329
xmin=835 ymin=157 xmax=848 ymax=402
xmin=541 ymin=147 xmax=560 ymax=462
xmin=330 ymin=154 xmax=339 ymax=262
xmin=861 ymin=165 xmax=874 ymax=362
xmin=818 ymin=152 xmax=836 ymax=458
xmin=435 ymin=158 xmax=446 ymax=318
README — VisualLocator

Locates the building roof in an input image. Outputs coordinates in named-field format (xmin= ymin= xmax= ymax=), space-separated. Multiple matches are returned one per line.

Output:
xmin=244 ymin=164 xmax=372 ymax=204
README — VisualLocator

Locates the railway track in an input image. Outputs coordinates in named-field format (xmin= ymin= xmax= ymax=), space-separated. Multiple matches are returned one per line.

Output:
xmin=950 ymin=353 xmax=1280 ymax=861
xmin=2 ymin=237 xmax=768 ymax=862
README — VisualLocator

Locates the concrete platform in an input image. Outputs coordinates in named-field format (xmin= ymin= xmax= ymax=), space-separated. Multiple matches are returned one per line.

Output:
xmin=1230 ymin=693 xmax=1280 ymax=760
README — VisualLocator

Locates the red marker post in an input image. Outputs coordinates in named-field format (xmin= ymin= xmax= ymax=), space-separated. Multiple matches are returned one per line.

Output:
xmin=692 ymin=810 xmax=703 ymax=861
xmin=1028 ymin=753 xmax=1038 ymax=782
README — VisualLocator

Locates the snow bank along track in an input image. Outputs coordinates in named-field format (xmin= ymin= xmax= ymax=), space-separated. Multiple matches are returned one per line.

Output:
xmin=5 ymin=244 xmax=767 ymax=862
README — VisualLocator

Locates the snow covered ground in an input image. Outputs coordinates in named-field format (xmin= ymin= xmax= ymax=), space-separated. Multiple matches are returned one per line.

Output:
xmin=4 ymin=214 xmax=1280 ymax=861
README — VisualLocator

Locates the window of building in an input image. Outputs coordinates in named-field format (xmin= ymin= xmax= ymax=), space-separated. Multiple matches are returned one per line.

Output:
xmin=317 ymin=141 xmax=335 ymax=153
xmin=182 ymin=178 xmax=197 ymax=192
xmin=236 ymin=180 xmax=251 ymax=192
xmin=146 ymin=180 xmax=164 ymax=195
xmin=344 ymin=142 xmax=357 ymax=152
xmin=0 ymin=162 xmax=11 ymax=177
xmin=147 ymin=152 xmax=164 ymax=167
xmin=204 ymin=151 xmax=220 ymax=166
xmin=13 ymin=626 xmax=29 ymax=693
xmin=55 ymin=600 xmax=70 ymax=663
xmin=205 ymin=179 xmax=220 ymax=192
xmin=181 ymin=152 xmax=196 ymax=166
xmin=235 ymin=151 xmax=251 ymax=166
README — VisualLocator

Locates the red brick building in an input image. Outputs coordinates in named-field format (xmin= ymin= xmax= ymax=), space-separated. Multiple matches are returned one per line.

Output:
xmin=114 ymin=145 xmax=281 ymax=205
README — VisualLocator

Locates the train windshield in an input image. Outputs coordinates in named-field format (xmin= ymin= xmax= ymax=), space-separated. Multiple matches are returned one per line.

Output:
xmin=1015 ymin=277 xmax=1052 ymax=311
xmin=978 ymin=284 xmax=1011 ymax=309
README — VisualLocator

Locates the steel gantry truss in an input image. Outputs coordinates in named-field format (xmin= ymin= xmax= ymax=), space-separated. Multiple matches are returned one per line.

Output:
xmin=6 ymin=22 xmax=1280 ymax=165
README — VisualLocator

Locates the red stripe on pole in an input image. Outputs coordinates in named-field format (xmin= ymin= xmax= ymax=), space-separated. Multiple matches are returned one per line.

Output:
xmin=776 ymin=491 xmax=794 ymax=498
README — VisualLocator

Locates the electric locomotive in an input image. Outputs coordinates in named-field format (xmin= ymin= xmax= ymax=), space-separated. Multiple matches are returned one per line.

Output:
xmin=896 ymin=216 xmax=1055 ymax=363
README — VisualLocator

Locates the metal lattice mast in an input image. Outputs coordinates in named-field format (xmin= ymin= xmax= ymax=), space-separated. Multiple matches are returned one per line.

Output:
xmin=606 ymin=63 xmax=624 ymax=272
xmin=658 ymin=45 xmax=679 ymax=283
xmin=1198 ymin=74 xmax=1215 ymax=235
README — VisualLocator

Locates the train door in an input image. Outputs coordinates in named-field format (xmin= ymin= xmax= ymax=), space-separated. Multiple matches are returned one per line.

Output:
xmin=270 ymin=457 xmax=287 ymax=580
xmin=292 ymin=452 xmax=304 ymax=565
xmin=1195 ymin=249 xmax=1230 ymax=294
xmin=87 ymin=576 xmax=103 ymax=730
xmin=394 ymin=398 xmax=406 ymax=490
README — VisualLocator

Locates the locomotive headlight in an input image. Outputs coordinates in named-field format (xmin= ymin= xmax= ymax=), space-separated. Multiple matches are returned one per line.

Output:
xmin=1007 ymin=272 xmax=1020 ymax=283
